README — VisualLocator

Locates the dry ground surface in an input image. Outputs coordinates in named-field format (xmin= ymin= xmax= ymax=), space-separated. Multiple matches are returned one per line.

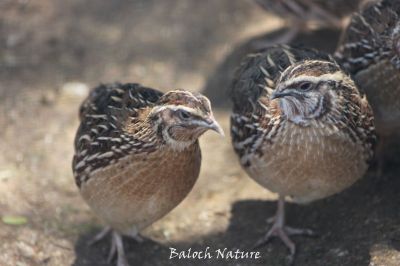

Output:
xmin=1 ymin=1 xmax=400 ymax=266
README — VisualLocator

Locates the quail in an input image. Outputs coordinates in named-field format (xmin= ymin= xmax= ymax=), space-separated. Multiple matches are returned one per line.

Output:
xmin=335 ymin=0 xmax=400 ymax=170
xmin=72 ymin=83 xmax=223 ymax=266
xmin=254 ymin=0 xmax=364 ymax=44
xmin=230 ymin=45 xmax=375 ymax=260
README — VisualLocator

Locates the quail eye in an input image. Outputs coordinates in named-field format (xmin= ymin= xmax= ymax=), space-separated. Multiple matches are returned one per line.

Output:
xmin=177 ymin=110 xmax=191 ymax=120
xmin=298 ymin=82 xmax=313 ymax=91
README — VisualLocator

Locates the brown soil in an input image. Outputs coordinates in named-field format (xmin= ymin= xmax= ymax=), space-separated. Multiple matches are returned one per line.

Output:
xmin=1 ymin=1 xmax=400 ymax=266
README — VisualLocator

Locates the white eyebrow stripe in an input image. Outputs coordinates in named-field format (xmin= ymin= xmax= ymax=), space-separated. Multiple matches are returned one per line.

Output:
xmin=281 ymin=60 xmax=336 ymax=80
xmin=280 ymin=60 xmax=306 ymax=79
xmin=150 ymin=105 xmax=200 ymax=116
xmin=279 ymin=71 xmax=347 ymax=88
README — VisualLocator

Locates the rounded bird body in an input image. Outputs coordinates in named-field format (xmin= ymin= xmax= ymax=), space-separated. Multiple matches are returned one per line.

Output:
xmin=231 ymin=46 xmax=374 ymax=202
xmin=230 ymin=45 xmax=375 ymax=259
xmin=72 ymin=83 xmax=223 ymax=266
xmin=335 ymin=0 xmax=400 ymax=138
xmin=79 ymin=142 xmax=200 ymax=234
xmin=246 ymin=119 xmax=370 ymax=203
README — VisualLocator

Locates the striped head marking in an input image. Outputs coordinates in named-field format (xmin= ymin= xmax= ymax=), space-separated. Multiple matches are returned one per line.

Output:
xmin=150 ymin=90 xmax=224 ymax=150
xmin=271 ymin=60 xmax=353 ymax=125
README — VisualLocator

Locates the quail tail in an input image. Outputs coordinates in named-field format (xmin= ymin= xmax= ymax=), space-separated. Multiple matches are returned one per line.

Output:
xmin=253 ymin=195 xmax=315 ymax=263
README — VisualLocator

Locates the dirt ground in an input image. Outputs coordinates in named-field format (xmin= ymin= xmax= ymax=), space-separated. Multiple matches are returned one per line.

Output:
xmin=1 ymin=1 xmax=400 ymax=266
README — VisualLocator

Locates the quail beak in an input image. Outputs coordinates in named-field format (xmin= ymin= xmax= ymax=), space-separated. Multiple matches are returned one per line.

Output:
xmin=203 ymin=114 xmax=225 ymax=136
xmin=270 ymin=91 xmax=292 ymax=100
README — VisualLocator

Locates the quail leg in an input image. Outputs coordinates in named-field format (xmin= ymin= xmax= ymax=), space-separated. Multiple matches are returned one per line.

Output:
xmin=88 ymin=227 xmax=131 ymax=266
xmin=127 ymin=227 xmax=144 ymax=243
xmin=88 ymin=226 xmax=111 ymax=246
xmin=108 ymin=231 xmax=130 ymax=266
xmin=253 ymin=195 xmax=314 ymax=262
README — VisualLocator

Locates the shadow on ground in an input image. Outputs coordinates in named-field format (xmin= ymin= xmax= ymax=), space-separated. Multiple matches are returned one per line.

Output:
xmin=73 ymin=157 xmax=400 ymax=266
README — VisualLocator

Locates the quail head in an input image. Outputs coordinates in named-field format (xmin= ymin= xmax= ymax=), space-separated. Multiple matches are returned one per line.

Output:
xmin=335 ymin=0 xmax=400 ymax=157
xmin=72 ymin=83 xmax=223 ymax=266
xmin=230 ymin=45 xmax=375 ymax=261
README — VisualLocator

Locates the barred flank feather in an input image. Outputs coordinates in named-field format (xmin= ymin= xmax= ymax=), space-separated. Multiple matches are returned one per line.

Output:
xmin=72 ymin=83 xmax=163 ymax=187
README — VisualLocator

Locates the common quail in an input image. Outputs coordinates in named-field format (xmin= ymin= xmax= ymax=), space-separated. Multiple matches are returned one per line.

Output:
xmin=72 ymin=83 xmax=223 ymax=266
xmin=335 ymin=0 xmax=400 ymax=169
xmin=254 ymin=0 xmax=364 ymax=44
xmin=230 ymin=45 xmax=375 ymax=260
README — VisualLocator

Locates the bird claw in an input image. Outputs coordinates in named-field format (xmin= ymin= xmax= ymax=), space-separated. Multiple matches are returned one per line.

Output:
xmin=266 ymin=215 xmax=315 ymax=235
xmin=285 ymin=226 xmax=315 ymax=236
xmin=253 ymin=225 xmax=296 ymax=263
xmin=253 ymin=223 xmax=315 ymax=264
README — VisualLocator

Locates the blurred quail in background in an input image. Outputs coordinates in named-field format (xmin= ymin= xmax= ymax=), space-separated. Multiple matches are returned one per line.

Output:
xmin=335 ymin=0 xmax=400 ymax=172
xmin=230 ymin=45 xmax=375 ymax=261
xmin=254 ymin=0 xmax=365 ymax=45
xmin=72 ymin=83 xmax=223 ymax=266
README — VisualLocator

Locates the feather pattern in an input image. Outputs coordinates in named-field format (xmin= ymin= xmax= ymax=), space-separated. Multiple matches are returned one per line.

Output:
xmin=230 ymin=45 xmax=375 ymax=203
xmin=335 ymin=0 xmax=400 ymax=135
xmin=73 ymin=83 xmax=164 ymax=187
xmin=254 ymin=0 xmax=363 ymax=28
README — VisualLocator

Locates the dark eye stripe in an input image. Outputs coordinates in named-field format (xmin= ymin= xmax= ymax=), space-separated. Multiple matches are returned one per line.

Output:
xmin=177 ymin=110 xmax=191 ymax=119
xmin=298 ymin=82 xmax=314 ymax=91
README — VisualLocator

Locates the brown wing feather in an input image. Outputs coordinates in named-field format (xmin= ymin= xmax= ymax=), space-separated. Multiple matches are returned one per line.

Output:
xmin=72 ymin=83 xmax=163 ymax=187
